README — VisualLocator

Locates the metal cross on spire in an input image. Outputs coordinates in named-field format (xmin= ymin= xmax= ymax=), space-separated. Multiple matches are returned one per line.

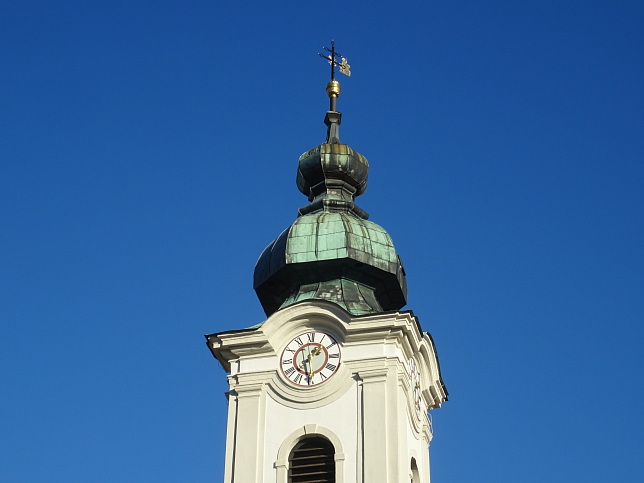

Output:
xmin=318 ymin=40 xmax=351 ymax=80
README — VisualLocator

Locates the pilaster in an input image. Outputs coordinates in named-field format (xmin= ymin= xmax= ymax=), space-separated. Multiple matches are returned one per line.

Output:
xmin=358 ymin=366 xmax=390 ymax=482
xmin=225 ymin=380 xmax=265 ymax=483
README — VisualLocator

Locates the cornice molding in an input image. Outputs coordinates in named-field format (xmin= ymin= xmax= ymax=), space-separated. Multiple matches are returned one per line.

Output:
xmin=209 ymin=301 xmax=447 ymax=409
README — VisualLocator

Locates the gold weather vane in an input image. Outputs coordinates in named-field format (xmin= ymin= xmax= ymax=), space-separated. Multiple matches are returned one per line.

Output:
xmin=318 ymin=40 xmax=351 ymax=112
xmin=318 ymin=40 xmax=351 ymax=80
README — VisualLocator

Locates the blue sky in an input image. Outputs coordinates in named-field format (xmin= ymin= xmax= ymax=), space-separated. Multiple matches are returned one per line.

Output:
xmin=2 ymin=1 xmax=643 ymax=481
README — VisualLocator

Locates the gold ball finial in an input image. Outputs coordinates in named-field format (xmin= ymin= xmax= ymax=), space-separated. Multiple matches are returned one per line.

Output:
xmin=326 ymin=80 xmax=341 ymax=98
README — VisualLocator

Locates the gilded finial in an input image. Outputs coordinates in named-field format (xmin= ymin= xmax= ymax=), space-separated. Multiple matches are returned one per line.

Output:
xmin=326 ymin=80 xmax=341 ymax=99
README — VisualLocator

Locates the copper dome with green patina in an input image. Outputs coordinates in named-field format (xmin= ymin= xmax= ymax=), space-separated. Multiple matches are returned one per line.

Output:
xmin=254 ymin=110 xmax=407 ymax=316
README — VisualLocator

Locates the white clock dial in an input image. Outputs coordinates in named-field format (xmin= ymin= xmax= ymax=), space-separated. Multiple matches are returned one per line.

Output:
xmin=280 ymin=331 xmax=341 ymax=386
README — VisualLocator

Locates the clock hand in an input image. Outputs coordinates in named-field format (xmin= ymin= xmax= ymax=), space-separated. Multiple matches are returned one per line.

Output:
xmin=306 ymin=352 xmax=314 ymax=382
xmin=307 ymin=345 xmax=314 ymax=379
xmin=307 ymin=345 xmax=323 ymax=383
xmin=297 ymin=344 xmax=312 ymax=372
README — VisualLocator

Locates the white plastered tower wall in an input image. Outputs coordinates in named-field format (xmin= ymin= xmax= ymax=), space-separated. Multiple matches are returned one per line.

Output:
xmin=207 ymin=300 xmax=447 ymax=483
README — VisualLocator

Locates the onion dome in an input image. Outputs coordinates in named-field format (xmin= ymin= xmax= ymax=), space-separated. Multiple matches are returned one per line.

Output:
xmin=253 ymin=77 xmax=407 ymax=317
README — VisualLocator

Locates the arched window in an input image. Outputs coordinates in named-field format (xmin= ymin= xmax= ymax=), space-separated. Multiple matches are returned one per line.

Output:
xmin=410 ymin=457 xmax=420 ymax=483
xmin=288 ymin=436 xmax=335 ymax=482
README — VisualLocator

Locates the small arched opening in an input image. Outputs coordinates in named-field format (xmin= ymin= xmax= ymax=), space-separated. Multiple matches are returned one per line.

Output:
xmin=288 ymin=436 xmax=335 ymax=482
xmin=410 ymin=457 xmax=420 ymax=483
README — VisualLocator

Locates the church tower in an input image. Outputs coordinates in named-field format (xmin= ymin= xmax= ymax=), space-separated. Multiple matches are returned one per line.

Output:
xmin=206 ymin=44 xmax=448 ymax=483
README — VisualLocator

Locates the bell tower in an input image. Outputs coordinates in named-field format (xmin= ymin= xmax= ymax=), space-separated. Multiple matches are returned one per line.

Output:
xmin=206 ymin=43 xmax=447 ymax=482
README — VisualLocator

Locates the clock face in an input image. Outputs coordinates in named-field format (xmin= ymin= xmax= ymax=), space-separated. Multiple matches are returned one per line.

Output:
xmin=409 ymin=358 xmax=422 ymax=413
xmin=280 ymin=331 xmax=341 ymax=387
